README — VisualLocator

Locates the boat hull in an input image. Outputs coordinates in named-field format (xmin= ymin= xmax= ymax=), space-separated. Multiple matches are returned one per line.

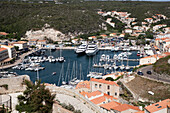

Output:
xmin=86 ymin=49 xmax=99 ymax=56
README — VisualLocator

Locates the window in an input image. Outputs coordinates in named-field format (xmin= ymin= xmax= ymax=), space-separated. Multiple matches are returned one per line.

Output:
xmin=107 ymin=85 xmax=110 ymax=89
xmin=107 ymin=92 xmax=110 ymax=95
xmin=95 ymin=84 xmax=97 ymax=88
xmin=115 ymin=92 xmax=117 ymax=96
xmin=99 ymin=84 xmax=102 ymax=88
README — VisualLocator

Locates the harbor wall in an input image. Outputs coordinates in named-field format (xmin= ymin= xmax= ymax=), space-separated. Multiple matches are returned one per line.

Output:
xmin=0 ymin=75 xmax=30 ymax=94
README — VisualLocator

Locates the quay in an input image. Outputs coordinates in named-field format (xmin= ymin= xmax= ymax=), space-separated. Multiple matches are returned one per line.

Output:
xmin=107 ymin=59 xmax=139 ymax=62
xmin=93 ymin=64 xmax=136 ymax=68
xmin=0 ymin=49 xmax=40 ymax=70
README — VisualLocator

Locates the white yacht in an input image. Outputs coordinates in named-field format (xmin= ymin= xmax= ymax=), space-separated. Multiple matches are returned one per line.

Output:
xmin=75 ymin=44 xmax=87 ymax=54
xmin=85 ymin=44 xmax=99 ymax=56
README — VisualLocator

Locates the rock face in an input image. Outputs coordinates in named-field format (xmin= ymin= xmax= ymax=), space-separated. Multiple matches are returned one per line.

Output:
xmin=0 ymin=75 xmax=30 ymax=94
xmin=25 ymin=28 xmax=67 ymax=41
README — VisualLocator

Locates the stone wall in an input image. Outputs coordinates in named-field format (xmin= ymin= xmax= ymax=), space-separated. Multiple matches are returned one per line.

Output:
xmin=0 ymin=75 xmax=30 ymax=94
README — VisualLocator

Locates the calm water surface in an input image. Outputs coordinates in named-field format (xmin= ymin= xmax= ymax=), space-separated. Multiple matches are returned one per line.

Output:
xmin=7 ymin=49 xmax=140 ymax=85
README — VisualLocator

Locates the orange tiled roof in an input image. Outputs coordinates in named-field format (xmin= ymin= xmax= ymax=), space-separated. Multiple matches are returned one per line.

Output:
xmin=12 ymin=41 xmax=27 ymax=44
xmin=81 ymin=90 xmax=102 ymax=98
xmin=29 ymin=39 xmax=38 ymax=41
xmin=100 ymin=34 xmax=107 ymax=37
xmin=98 ymin=12 xmax=104 ymax=13
xmin=0 ymin=32 xmax=8 ymax=36
xmin=0 ymin=48 xmax=7 ymax=52
xmin=38 ymin=40 xmax=46 ymax=42
xmin=90 ymin=78 xmax=119 ymax=86
xmin=135 ymin=111 xmax=144 ymax=113
xmin=112 ymin=104 xmax=140 ymax=112
xmin=100 ymin=101 xmax=121 ymax=110
xmin=91 ymin=96 xmax=106 ymax=105
xmin=145 ymin=18 xmax=153 ymax=20
xmin=145 ymin=99 xmax=170 ymax=113
xmin=112 ymin=11 xmax=116 ymax=12
xmin=90 ymin=36 xmax=96 ymax=38
xmin=163 ymin=52 xmax=170 ymax=56
xmin=90 ymin=93 xmax=116 ymax=105
xmin=75 ymin=81 xmax=90 ymax=89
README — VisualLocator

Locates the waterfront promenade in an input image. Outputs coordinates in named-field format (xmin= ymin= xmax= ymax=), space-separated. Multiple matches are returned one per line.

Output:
xmin=0 ymin=49 xmax=39 ymax=70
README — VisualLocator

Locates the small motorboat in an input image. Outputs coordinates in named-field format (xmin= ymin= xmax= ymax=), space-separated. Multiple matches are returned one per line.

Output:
xmin=52 ymin=72 xmax=56 ymax=75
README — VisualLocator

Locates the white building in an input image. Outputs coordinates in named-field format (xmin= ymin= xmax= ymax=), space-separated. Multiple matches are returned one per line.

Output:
xmin=10 ymin=41 xmax=28 ymax=50
xmin=125 ymin=29 xmax=133 ymax=34
xmin=0 ymin=45 xmax=16 ymax=59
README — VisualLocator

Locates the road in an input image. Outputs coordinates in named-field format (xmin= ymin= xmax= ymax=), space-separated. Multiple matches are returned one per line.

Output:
xmin=139 ymin=65 xmax=170 ymax=84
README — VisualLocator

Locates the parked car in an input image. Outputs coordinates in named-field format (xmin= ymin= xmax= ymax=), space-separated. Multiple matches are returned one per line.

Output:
xmin=137 ymin=71 xmax=144 ymax=76
xmin=147 ymin=71 xmax=152 ymax=75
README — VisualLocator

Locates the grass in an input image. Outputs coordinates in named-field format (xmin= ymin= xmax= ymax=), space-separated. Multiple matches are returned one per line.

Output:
xmin=127 ymin=75 xmax=170 ymax=102
xmin=153 ymin=55 xmax=170 ymax=75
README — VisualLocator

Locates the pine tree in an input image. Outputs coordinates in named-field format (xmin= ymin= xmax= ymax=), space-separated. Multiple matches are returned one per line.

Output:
xmin=16 ymin=80 xmax=55 ymax=113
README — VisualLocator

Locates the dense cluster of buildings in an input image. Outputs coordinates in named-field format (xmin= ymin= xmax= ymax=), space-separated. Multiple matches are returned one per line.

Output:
xmin=0 ymin=37 xmax=48 ymax=66
xmin=75 ymin=77 xmax=170 ymax=113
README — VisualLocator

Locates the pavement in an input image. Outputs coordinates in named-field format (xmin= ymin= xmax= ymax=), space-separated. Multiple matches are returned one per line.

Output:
xmin=0 ymin=49 xmax=38 ymax=70
xmin=139 ymin=65 xmax=170 ymax=84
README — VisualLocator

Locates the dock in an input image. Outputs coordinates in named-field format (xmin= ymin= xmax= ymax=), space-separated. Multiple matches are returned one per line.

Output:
xmin=93 ymin=64 xmax=136 ymax=69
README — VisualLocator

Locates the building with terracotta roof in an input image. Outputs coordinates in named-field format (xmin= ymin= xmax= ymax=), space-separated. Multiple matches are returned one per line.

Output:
xmin=112 ymin=104 xmax=140 ymax=113
xmin=28 ymin=39 xmax=38 ymax=46
xmin=145 ymin=18 xmax=153 ymax=23
xmin=9 ymin=41 xmax=28 ymax=50
xmin=37 ymin=40 xmax=47 ymax=47
xmin=144 ymin=99 xmax=170 ymax=113
xmin=75 ymin=81 xmax=90 ymax=93
xmin=80 ymin=90 xmax=117 ymax=106
xmin=0 ymin=45 xmax=16 ymax=59
xmin=100 ymin=101 xmax=121 ymax=111
xmin=139 ymin=52 xmax=170 ymax=65
xmin=0 ymin=32 xmax=9 ymax=36
xmin=110 ymin=33 xmax=117 ymax=37
xmin=100 ymin=100 xmax=141 ymax=113
xmin=90 ymin=78 xmax=119 ymax=98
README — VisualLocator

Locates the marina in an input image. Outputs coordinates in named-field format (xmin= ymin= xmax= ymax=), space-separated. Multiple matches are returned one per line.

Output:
xmin=3 ymin=49 xmax=140 ymax=86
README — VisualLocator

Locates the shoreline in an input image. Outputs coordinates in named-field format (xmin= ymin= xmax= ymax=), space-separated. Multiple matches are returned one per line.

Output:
xmin=1 ymin=46 xmax=139 ymax=70
xmin=0 ymin=49 xmax=40 ymax=70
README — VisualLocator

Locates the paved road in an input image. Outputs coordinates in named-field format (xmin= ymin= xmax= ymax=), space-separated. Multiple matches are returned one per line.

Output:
xmin=139 ymin=65 xmax=170 ymax=84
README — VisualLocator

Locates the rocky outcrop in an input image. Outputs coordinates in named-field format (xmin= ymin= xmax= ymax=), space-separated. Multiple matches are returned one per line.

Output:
xmin=25 ymin=28 xmax=68 ymax=42
xmin=0 ymin=75 xmax=30 ymax=94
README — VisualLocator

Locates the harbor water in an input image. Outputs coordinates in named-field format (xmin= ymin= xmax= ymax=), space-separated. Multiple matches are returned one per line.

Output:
xmin=7 ymin=49 xmax=140 ymax=85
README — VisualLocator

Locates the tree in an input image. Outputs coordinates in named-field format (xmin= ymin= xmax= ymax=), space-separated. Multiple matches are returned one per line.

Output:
xmin=14 ymin=46 xmax=19 ymax=51
xmin=16 ymin=80 xmax=55 ymax=113
xmin=105 ymin=77 xmax=114 ymax=81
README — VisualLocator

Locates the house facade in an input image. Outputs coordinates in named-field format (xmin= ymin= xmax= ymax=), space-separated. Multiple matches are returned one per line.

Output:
xmin=90 ymin=78 xmax=119 ymax=99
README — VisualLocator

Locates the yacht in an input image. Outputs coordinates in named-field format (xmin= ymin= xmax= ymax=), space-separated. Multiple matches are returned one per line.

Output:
xmin=85 ymin=44 xmax=99 ymax=56
xmin=75 ymin=44 xmax=87 ymax=54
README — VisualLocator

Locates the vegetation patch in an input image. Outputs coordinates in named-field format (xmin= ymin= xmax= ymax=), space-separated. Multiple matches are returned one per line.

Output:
xmin=127 ymin=75 xmax=170 ymax=102
xmin=153 ymin=55 xmax=170 ymax=75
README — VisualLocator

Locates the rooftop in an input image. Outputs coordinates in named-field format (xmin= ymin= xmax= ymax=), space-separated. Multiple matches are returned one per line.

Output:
xmin=112 ymin=104 xmax=140 ymax=112
xmin=100 ymin=101 xmax=121 ymax=110
xmin=75 ymin=81 xmax=90 ymax=89
xmin=90 ymin=78 xmax=119 ymax=86
xmin=0 ymin=48 xmax=7 ymax=52
xmin=80 ymin=90 xmax=102 ymax=98
xmin=145 ymin=99 xmax=170 ymax=113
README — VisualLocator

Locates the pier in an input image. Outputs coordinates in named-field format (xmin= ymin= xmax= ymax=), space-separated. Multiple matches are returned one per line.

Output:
xmin=93 ymin=64 xmax=136 ymax=69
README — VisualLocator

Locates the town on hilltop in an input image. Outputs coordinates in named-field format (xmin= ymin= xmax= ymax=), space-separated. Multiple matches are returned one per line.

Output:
xmin=0 ymin=0 xmax=170 ymax=113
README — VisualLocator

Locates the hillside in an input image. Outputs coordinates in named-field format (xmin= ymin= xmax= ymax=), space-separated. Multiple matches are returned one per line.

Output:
xmin=0 ymin=1 xmax=170 ymax=39
xmin=153 ymin=55 xmax=170 ymax=75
